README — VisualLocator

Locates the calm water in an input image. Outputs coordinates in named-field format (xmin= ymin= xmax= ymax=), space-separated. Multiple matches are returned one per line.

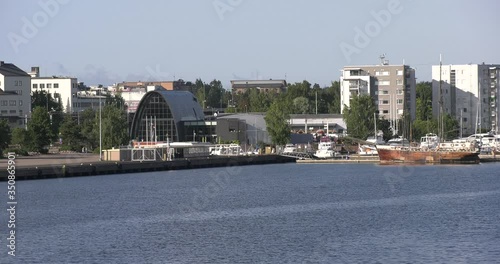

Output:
xmin=2 ymin=163 xmax=500 ymax=263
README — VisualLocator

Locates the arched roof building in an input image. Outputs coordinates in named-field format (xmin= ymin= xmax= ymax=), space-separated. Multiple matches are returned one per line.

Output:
xmin=130 ymin=90 xmax=204 ymax=142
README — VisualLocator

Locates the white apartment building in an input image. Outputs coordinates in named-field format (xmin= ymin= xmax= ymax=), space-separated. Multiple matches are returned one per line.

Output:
xmin=340 ymin=63 xmax=417 ymax=133
xmin=30 ymin=67 xmax=79 ymax=112
xmin=432 ymin=63 xmax=500 ymax=135
xmin=0 ymin=61 xmax=31 ymax=128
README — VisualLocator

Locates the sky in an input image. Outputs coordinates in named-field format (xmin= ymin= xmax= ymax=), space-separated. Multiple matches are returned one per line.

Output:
xmin=1 ymin=0 xmax=499 ymax=89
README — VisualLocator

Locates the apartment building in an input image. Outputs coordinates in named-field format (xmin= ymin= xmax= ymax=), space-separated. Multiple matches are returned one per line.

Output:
xmin=231 ymin=79 xmax=287 ymax=94
xmin=30 ymin=67 xmax=79 ymax=112
xmin=340 ymin=63 xmax=417 ymax=123
xmin=0 ymin=61 xmax=31 ymax=127
xmin=431 ymin=63 xmax=500 ymax=135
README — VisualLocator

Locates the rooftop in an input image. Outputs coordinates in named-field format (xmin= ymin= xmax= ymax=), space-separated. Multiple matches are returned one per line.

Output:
xmin=0 ymin=61 xmax=30 ymax=77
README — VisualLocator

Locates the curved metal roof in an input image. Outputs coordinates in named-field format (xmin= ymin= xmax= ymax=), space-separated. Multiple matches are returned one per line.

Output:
xmin=130 ymin=90 xmax=205 ymax=141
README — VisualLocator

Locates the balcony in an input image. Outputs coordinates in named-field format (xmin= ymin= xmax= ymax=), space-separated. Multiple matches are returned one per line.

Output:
xmin=491 ymin=73 xmax=497 ymax=79
xmin=492 ymin=81 xmax=497 ymax=88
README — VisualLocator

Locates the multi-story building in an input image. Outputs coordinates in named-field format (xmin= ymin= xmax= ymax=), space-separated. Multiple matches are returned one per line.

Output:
xmin=230 ymin=79 xmax=287 ymax=94
xmin=431 ymin=63 xmax=500 ymax=135
xmin=0 ymin=61 xmax=31 ymax=128
xmin=340 ymin=63 xmax=416 ymax=132
xmin=30 ymin=67 xmax=79 ymax=112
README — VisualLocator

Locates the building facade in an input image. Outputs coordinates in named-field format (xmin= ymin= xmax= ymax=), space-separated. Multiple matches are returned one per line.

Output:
xmin=340 ymin=64 xmax=416 ymax=125
xmin=431 ymin=63 xmax=500 ymax=135
xmin=30 ymin=67 xmax=79 ymax=112
xmin=231 ymin=80 xmax=287 ymax=94
xmin=0 ymin=61 xmax=31 ymax=127
xmin=130 ymin=90 xmax=205 ymax=142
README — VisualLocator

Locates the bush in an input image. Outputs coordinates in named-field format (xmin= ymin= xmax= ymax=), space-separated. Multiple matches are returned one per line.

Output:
xmin=3 ymin=148 xmax=29 ymax=156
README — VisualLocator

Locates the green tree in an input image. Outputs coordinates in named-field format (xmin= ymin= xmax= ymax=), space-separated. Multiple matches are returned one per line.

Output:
xmin=415 ymin=81 xmax=432 ymax=121
xmin=293 ymin=96 xmax=310 ymax=114
xmin=265 ymin=98 xmax=292 ymax=146
xmin=27 ymin=106 xmax=54 ymax=152
xmin=11 ymin=127 xmax=28 ymax=147
xmin=59 ymin=114 xmax=83 ymax=151
xmin=342 ymin=95 xmax=377 ymax=140
xmin=80 ymin=108 xmax=99 ymax=151
xmin=0 ymin=119 xmax=11 ymax=150
xmin=95 ymin=104 xmax=129 ymax=150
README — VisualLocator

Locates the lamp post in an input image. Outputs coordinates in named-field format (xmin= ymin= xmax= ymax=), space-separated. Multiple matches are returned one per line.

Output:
xmin=99 ymin=95 xmax=102 ymax=161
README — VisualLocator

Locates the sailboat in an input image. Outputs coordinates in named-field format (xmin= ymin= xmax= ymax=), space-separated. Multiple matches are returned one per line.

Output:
xmin=376 ymin=55 xmax=480 ymax=164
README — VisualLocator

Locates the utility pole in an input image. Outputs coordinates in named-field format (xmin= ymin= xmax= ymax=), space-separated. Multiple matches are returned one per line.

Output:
xmin=99 ymin=95 xmax=102 ymax=161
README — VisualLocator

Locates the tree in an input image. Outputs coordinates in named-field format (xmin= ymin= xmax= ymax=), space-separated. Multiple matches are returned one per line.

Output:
xmin=293 ymin=96 xmax=310 ymax=114
xmin=11 ymin=127 xmax=28 ymax=147
xmin=342 ymin=94 xmax=377 ymax=140
xmin=59 ymin=114 xmax=83 ymax=151
xmin=0 ymin=119 xmax=11 ymax=156
xmin=265 ymin=98 xmax=292 ymax=146
xmin=80 ymin=108 xmax=98 ymax=151
xmin=27 ymin=106 xmax=54 ymax=152
xmin=415 ymin=81 xmax=432 ymax=120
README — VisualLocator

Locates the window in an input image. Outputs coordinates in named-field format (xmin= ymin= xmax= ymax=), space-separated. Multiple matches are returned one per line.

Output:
xmin=0 ymin=110 xmax=7 ymax=114
xmin=398 ymin=109 xmax=404 ymax=115
xmin=54 ymin=83 xmax=59 ymax=88
xmin=383 ymin=110 xmax=389 ymax=114
xmin=378 ymin=80 xmax=390 ymax=86
xmin=463 ymin=108 xmax=467 ymax=113
xmin=33 ymin=83 xmax=38 ymax=89
xmin=40 ymin=84 xmax=45 ymax=89
xmin=14 ymin=80 xmax=22 ymax=86
xmin=397 ymin=90 xmax=403 ymax=95
xmin=374 ymin=91 xmax=378 ymax=95
xmin=9 ymin=100 xmax=16 ymax=106
xmin=382 ymin=90 xmax=389 ymax=95
xmin=463 ymin=118 xmax=467 ymax=122
xmin=397 ymin=99 xmax=403 ymax=104
xmin=396 ymin=80 xmax=403 ymax=85
xmin=19 ymin=110 xmax=23 ymax=116
xmin=16 ymin=90 xmax=22 ymax=95
xmin=1 ymin=100 xmax=7 ymax=106
xmin=9 ymin=110 xmax=16 ymax=114
xmin=19 ymin=100 xmax=23 ymax=106
xmin=397 ymin=70 xmax=403 ymax=75
xmin=47 ymin=83 xmax=52 ymax=88
xmin=382 ymin=100 xmax=389 ymax=105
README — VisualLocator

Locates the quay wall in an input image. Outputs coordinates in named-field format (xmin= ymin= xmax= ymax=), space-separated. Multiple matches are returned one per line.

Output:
xmin=0 ymin=155 xmax=296 ymax=181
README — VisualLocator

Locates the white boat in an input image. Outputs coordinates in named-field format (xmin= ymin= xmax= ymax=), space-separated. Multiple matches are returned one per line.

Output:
xmin=314 ymin=137 xmax=339 ymax=159
xmin=387 ymin=136 xmax=410 ymax=146
xmin=283 ymin=144 xmax=297 ymax=154
xmin=358 ymin=144 xmax=378 ymax=155
xmin=419 ymin=133 xmax=440 ymax=150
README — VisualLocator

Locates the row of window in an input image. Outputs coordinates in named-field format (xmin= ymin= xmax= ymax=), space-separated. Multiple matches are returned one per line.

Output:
xmin=0 ymin=100 xmax=23 ymax=106
xmin=374 ymin=70 xmax=405 ymax=76
xmin=0 ymin=109 xmax=23 ymax=115
xmin=33 ymin=83 xmax=60 ymax=89
xmin=377 ymin=99 xmax=404 ymax=105
xmin=375 ymin=90 xmax=405 ymax=95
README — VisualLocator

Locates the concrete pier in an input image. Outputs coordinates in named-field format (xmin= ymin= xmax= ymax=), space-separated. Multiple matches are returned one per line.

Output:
xmin=0 ymin=154 xmax=296 ymax=181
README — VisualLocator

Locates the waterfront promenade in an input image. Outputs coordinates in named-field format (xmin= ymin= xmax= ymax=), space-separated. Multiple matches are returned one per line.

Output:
xmin=0 ymin=153 xmax=100 ymax=169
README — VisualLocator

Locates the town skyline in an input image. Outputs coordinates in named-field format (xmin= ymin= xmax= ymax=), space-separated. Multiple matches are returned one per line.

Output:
xmin=1 ymin=0 xmax=499 ymax=88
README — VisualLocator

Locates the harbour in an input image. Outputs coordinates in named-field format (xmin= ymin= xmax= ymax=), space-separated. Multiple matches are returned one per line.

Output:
xmin=8 ymin=162 xmax=500 ymax=263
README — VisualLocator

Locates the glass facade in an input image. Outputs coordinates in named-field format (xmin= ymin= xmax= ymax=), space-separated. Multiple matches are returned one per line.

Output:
xmin=133 ymin=92 xmax=178 ymax=142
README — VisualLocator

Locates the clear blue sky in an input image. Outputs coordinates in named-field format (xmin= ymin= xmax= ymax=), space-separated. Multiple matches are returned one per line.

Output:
xmin=1 ymin=0 xmax=499 ymax=88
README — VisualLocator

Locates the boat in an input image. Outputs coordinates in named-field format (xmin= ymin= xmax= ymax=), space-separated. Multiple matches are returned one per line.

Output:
xmin=314 ymin=137 xmax=339 ymax=159
xmin=283 ymin=144 xmax=297 ymax=154
xmin=376 ymin=136 xmax=480 ymax=164
xmin=358 ymin=144 xmax=378 ymax=155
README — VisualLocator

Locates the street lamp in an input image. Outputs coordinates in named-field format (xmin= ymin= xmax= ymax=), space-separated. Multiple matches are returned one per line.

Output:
xmin=99 ymin=95 xmax=102 ymax=161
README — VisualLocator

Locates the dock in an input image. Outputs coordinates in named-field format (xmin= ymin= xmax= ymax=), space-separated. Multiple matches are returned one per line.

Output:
xmin=0 ymin=154 xmax=296 ymax=181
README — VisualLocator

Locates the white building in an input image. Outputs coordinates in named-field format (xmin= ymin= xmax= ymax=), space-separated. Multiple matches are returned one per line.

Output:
xmin=0 ymin=61 xmax=31 ymax=128
xmin=30 ymin=67 xmax=78 ymax=112
xmin=432 ymin=63 xmax=500 ymax=135
xmin=340 ymin=62 xmax=417 ymax=135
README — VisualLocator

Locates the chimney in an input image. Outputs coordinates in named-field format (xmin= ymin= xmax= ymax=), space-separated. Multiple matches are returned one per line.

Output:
xmin=30 ymin=66 xmax=40 ymax=78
